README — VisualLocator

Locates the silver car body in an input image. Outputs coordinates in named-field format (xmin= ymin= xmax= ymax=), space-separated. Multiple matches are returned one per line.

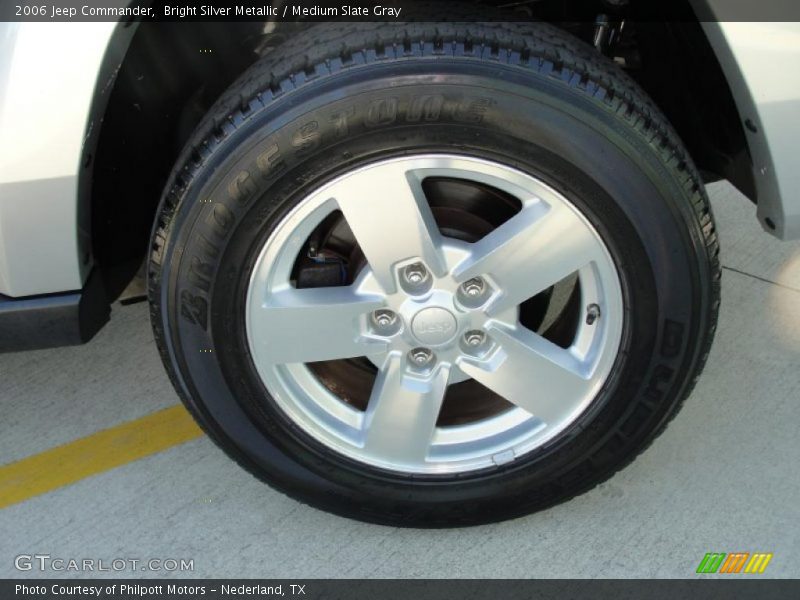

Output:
xmin=0 ymin=22 xmax=116 ymax=297
xmin=702 ymin=22 xmax=800 ymax=240
xmin=0 ymin=20 xmax=799 ymax=298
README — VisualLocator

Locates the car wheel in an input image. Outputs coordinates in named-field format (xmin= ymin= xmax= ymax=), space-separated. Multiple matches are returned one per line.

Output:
xmin=148 ymin=21 xmax=720 ymax=526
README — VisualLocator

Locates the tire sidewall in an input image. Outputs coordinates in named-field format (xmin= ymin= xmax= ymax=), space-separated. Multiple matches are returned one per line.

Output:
xmin=154 ymin=59 xmax=709 ymax=521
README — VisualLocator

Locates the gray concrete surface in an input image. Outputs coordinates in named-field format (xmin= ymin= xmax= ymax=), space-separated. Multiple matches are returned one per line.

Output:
xmin=1 ymin=182 xmax=799 ymax=578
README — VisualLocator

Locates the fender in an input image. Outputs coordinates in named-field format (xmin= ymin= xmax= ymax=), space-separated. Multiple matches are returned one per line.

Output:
xmin=0 ymin=22 xmax=121 ymax=297
xmin=691 ymin=0 xmax=800 ymax=239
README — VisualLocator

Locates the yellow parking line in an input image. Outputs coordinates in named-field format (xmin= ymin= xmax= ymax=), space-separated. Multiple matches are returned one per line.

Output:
xmin=0 ymin=405 xmax=203 ymax=509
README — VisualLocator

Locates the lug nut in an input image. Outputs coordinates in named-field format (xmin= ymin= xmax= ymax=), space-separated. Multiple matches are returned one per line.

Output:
xmin=464 ymin=331 xmax=486 ymax=347
xmin=403 ymin=263 xmax=428 ymax=286
xmin=461 ymin=277 xmax=486 ymax=297
xmin=373 ymin=309 xmax=397 ymax=328
xmin=409 ymin=347 xmax=434 ymax=367
xmin=371 ymin=309 xmax=400 ymax=336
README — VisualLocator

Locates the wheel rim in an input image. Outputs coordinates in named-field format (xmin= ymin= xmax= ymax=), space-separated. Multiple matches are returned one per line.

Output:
xmin=246 ymin=154 xmax=624 ymax=475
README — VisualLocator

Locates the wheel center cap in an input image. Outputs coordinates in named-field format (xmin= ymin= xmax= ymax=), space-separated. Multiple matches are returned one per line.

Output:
xmin=411 ymin=307 xmax=458 ymax=346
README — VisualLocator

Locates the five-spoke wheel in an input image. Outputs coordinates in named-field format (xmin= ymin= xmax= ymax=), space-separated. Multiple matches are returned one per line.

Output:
xmin=246 ymin=155 xmax=623 ymax=474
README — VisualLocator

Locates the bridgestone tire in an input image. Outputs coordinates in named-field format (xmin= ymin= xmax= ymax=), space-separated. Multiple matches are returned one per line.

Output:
xmin=148 ymin=21 xmax=721 ymax=527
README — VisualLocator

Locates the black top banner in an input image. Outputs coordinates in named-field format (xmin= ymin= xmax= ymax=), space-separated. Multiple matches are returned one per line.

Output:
xmin=3 ymin=579 xmax=800 ymax=600
xmin=2 ymin=0 xmax=800 ymax=23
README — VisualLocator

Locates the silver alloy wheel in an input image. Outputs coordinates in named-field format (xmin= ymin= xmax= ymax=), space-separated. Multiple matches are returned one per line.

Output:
xmin=246 ymin=155 xmax=623 ymax=475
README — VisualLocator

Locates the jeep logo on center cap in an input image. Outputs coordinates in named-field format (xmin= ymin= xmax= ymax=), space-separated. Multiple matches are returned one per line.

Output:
xmin=411 ymin=307 xmax=458 ymax=346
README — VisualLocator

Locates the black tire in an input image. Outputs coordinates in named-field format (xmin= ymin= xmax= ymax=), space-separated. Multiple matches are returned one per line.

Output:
xmin=148 ymin=21 xmax=720 ymax=527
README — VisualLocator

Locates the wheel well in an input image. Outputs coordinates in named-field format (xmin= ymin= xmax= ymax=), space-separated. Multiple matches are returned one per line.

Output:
xmin=88 ymin=21 xmax=269 ymax=295
xmin=87 ymin=4 xmax=752 ymax=297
